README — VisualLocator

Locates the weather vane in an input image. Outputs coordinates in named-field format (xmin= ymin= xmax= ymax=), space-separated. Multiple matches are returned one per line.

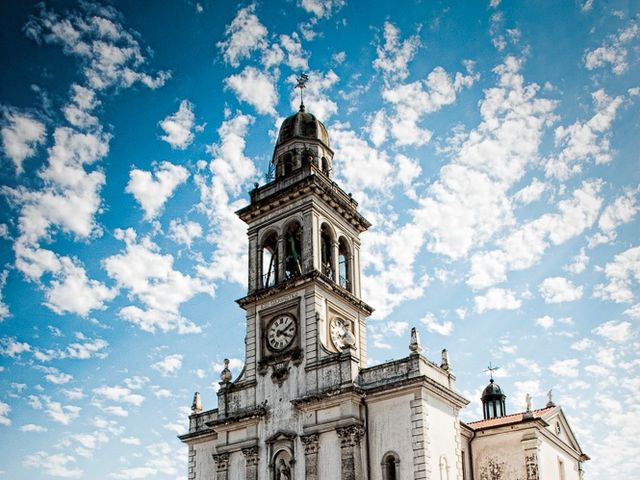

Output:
xmin=484 ymin=362 xmax=500 ymax=380
xmin=295 ymin=72 xmax=309 ymax=111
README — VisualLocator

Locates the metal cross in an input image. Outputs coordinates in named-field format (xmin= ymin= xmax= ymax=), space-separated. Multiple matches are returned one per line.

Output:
xmin=484 ymin=362 xmax=500 ymax=379
xmin=295 ymin=72 xmax=309 ymax=110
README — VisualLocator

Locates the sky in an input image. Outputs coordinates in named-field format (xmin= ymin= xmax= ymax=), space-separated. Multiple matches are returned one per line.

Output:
xmin=0 ymin=0 xmax=638 ymax=478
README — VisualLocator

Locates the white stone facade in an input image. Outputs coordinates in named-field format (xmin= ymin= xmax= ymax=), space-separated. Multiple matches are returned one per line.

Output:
xmin=179 ymin=109 xmax=588 ymax=480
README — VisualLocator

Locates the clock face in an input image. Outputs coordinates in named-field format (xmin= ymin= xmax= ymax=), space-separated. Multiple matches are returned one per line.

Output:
xmin=266 ymin=314 xmax=297 ymax=351
xmin=330 ymin=317 xmax=350 ymax=350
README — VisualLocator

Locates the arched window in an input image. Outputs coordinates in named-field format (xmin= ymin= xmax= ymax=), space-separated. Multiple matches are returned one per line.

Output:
xmin=273 ymin=449 xmax=292 ymax=480
xmin=283 ymin=153 xmax=294 ymax=176
xmin=284 ymin=222 xmax=303 ymax=279
xmin=320 ymin=224 xmax=334 ymax=280
xmin=382 ymin=452 xmax=400 ymax=480
xmin=338 ymin=238 xmax=351 ymax=291
xmin=321 ymin=157 xmax=330 ymax=175
xmin=261 ymin=232 xmax=278 ymax=287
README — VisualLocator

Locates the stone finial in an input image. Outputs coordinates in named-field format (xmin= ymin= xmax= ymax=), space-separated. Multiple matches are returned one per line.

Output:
xmin=220 ymin=358 xmax=232 ymax=384
xmin=409 ymin=327 xmax=422 ymax=354
xmin=191 ymin=391 xmax=202 ymax=413
xmin=546 ymin=389 xmax=555 ymax=408
xmin=525 ymin=393 xmax=532 ymax=412
xmin=441 ymin=348 xmax=450 ymax=371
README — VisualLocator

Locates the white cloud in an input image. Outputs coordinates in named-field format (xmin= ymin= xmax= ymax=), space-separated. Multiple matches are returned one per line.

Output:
xmin=420 ymin=313 xmax=454 ymax=336
xmin=584 ymin=21 xmax=639 ymax=75
xmin=279 ymin=33 xmax=308 ymax=70
xmin=19 ymin=423 xmax=48 ymax=432
xmin=549 ymin=358 xmax=580 ymax=377
xmin=474 ymin=288 xmax=522 ymax=314
xmin=104 ymin=228 xmax=211 ymax=334
xmin=546 ymin=90 xmax=623 ymax=180
xmin=42 ymin=397 xmax=81 ymax=425
xmin=0 ymin=337 xmax=31 ymax=357
xmin=288 ymin=70 xmax=339 ymax=121
xmin=571 ymin=338 xmax=595 ymax=351
xmin=159 ymin=100 xmax=195 ymax=149
xmin=225 ymin=66 xmax=278 ymax=116
xmin=109 ymin=442 xmax=181 ymax=479
xmin=93 ymin=385 xmax=144 ymax=406
xmin=152 ymin=354 xmax=183 ymax=376
xmin=121 ymin=436 xmax=141 ymax=445
xmin=373 ymin=21 xmax=421 ymax=83
xmin=589 ymin=189 xmax=638 ymax=247
xmin=23 ymin=451 xmax=82 ymax=478
xmin=169 ymin=219 xmax=202 ymax=248
xmin=382 ymin=64 xmax=478 ymax=146
xmin=624 ymin=303 xmax=640 ymax=320
xmin=564 ymin=248 xmax=589 ymax=274
xmin=299 ymin=0 xmax=345 ymax=18
xmin=45 ymin=371 xmax=73 ymax=385
xmin=594 ymin=320 xmax=633 ymax=343
xmin=0 ymin=270 xmax=9 ymax=321
xmin=539 ymin=277 xmax=583 ymax=304
xmin=593 ymin=246 xmax=640 ymax=303
xmin=0 ymin=401 xmax=10 ymax=426
xmin=468 ymin=180 xmax=602 ymax=289
xmin=126 ymin=161 xmax=189 ymax=220
xmin=217 ymin=4 xmax=268 ymax=67
xmin=1 ymin=110 xmax=46 ymax=173
xmin=44 ymin=257 xmax=116 ymax=317
xmin=535 ymin=315 xmax=555 ymax=329
xmin=513 ymin=178 xmax=546 ymax=204
xmin=25 ymin=5 xmax=169 ymax=90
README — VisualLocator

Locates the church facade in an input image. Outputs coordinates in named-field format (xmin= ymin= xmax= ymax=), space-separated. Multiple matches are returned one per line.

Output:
xmin=179 ymin=106 xmax=589 ymax=480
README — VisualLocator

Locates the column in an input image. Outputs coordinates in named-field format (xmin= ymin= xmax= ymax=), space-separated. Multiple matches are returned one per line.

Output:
xmin=522 ymin=436 xmax=540 ymax=480
xmin=248 ymin=232 xmax=258 ymax=292
xmin=332 ymin=241 xmax=340 ymax=285
xmin=301 ymin=433 xmax=320 ymax=480
xmin=337 ymin=425 xmax=365 ymax=480
xmin=277 ymin=234 xmax=285 ymax=281
xmin=242 ymin=446 xmax=259 ymax=480
xmin=212 ymin=452 xmax=230 ymax=480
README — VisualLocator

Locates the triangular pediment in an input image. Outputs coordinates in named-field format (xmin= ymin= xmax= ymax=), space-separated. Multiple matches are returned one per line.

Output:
xmin=541 ymin=407 xmax=583 ymax=454
xmin=266 ymin=431 xmax=297 ymax=444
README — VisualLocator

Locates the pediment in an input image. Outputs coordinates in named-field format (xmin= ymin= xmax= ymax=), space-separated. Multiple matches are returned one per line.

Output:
xmin=541 ymin=407 xmax=583 ymax=454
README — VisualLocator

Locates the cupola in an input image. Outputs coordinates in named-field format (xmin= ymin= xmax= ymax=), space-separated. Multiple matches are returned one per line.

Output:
xmin=481 ymin=378 xmax=507 ymax=420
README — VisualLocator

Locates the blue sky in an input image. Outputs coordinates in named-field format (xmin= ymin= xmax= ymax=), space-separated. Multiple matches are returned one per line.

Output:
xmin=0 ymin=0 xmax=639 ymax=478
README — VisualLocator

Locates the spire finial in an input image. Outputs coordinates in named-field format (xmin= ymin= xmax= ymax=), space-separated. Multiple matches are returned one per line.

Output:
xmin=296 ymin=72 xmax=309 ymax=111
xmin=409 ymin=327 xmax=422 ymax=354
xmin=191 ymin=391 xmax=202 ymax=413
xmin=440 ymin=348 xmax=450 ymax=371
xmin=484 ymin=362 xmax=500 ymax=380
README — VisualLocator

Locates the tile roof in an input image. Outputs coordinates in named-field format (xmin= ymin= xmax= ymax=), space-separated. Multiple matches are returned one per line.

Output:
xmin=465 ymin=406 xmax=555 ymax=430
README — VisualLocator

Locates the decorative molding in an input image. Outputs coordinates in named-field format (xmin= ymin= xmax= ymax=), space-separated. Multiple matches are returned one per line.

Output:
xmin=336 ymin=425 xmax=365 ymax=448
xmin=301 ymin=433 xmax=320 ymax=455
xmin=212 ymin=452 xmax=230 ymax=472
xmin=242 ymin=446 xmax=260 ymax=466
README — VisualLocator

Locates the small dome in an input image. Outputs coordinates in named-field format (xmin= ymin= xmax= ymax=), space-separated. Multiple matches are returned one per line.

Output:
xmin=277 ymin=107 xmax=330 ymax=148
xmin=482 ymin=379 xmax=505 ymax=399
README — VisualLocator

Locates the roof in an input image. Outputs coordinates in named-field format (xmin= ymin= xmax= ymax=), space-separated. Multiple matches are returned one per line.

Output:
xmin=276 ymin=108 xmax=330 ymax=148
xmin=466 ymin=406 xmax=555 ymax=430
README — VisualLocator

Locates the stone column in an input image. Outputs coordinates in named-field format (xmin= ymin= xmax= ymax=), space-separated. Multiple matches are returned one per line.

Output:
xmin=277 ymin=234 xmax=285 ymax=281
xmin=522 ymin=435 xmax=540 ymax=480
xmin=242 ymin=446 xmax=259 ymax=480
xmin=212 ymin=452 xmax=230 ymax=480
xmin=337 ymin=425 xmax=365 ymax=480
xmin=301 ymin=433 xmax=320 ymax=480
xmin=249 ymin=232 xmax=259 ymax=292
xmin=332 ymin=241 xmax=340 ymax=284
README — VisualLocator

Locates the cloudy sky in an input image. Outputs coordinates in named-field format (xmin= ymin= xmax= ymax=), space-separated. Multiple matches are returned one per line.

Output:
xmin=0 ymin=0 xmax=638 ymax=478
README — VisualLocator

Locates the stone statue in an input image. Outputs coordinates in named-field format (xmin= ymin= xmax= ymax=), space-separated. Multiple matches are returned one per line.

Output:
xmin=525 ymin=393 xmax=532 ymax=412
xmin=220 ymin=358 xmax=232 ymax=384
xmin=546 ymin=389 xmax=555 ymax=407
xmin=277 ymin=458 xmax=291 ymax=480
xmin=441 ymin=348 xmax=450 ymax=371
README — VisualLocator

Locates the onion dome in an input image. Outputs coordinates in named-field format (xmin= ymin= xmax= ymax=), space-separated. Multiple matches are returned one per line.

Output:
xmin=481 ymin=378 xmax=507 ymax=420
xmin=276 ymin=106 xmax=330 ymax=148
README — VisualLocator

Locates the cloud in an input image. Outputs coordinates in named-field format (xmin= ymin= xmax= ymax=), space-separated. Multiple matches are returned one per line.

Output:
xmin=373 ymin=21 xmax=421 ymax=83
xmin=513 ymin=178 xmax=547 ymax=204
xmin=382 ymin=64 xmax=478 ymax=146
xmin=159 ymin=100 xmax=195 ymax=149
xmin=288 ymin=70 xmax=339 ymax=121
xmin=589 ymin=189 xmax=638 ymax=247
xmin=593 ymin=246 xmax=640 ymax=303
xmin=168 ymin=219 xmax=202 ymax=248
xmin=299 ymin=0 xmax=345 ymax=18
xmin=1 ymin=110 xmax=46 ymax=173
xmin=474 ymin=288 xmax=522 ymax=313
xmin=0 ymin=401 xmax=10 ymax=426
xmin=217 ymin=4 xmax=268 ymax=67
xmin=535 ymin=315 xmax=555 ymax=329
xmin=420 ymin=313 xmax=454 ymax=336
xmin=44 ymin=257 xmax=116 ymax=317
xmin=24 ymin=4 xmax=169 ymax=90
xmin=93 ymin=385 xmax=144 ymax=406
xmin=549 ymin=358 xmax=580 ymax=377
xmin=539 ymin=277 xmax=583 ymax=304
xmin=103 ymin=228 xmax=211 ymax=333
xmin=594 ymin=320 xmax=633 ymax=343
xmin=151 ymin=354 xmax=183 ymax=376
xmin=45 ymin=371 xmax=73 ymax=385
xmin=564 ymin=248 xmax=589 ymax=274
xmin=126 ymin=161 xmax=189 ymax=220
xmin=0 ymin=270 xmax=9 ymax=321
xmin=546 ymin=90 xmax=623 ymax=180
xmin=0 ymin=337 xmax=31 ymax=357
xmin=19 ymin=423 xmax=47 ymax=432
xmin=584 ymin=20 xmax=639 ymax=75
xmin=23 ymin=451 xmax=82 ymax=478
xmin=42 ymin=396 xmax=81 ymax=425
xmin=225 ymin=66 xmax=278 ymax=116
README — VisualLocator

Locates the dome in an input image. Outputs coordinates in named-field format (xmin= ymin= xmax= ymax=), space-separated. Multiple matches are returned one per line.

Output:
xmin=276 ymin=107 xmax=330 ymax=148
xmin=482 ymin=379 xmax=505 ymax=399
